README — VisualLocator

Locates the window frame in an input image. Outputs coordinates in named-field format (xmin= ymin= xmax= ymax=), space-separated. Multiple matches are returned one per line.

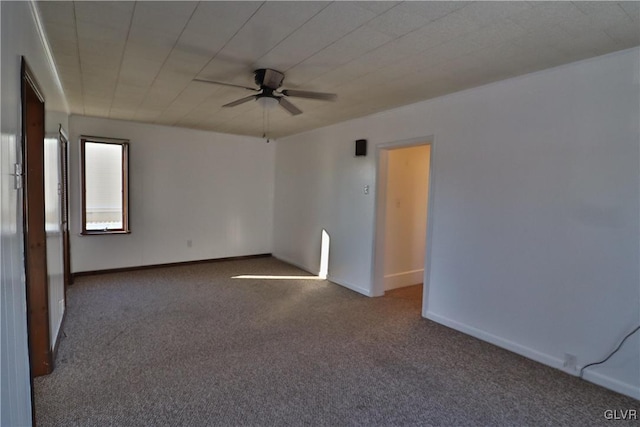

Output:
xmin=80 ymin=136 xmax=130 ymax=235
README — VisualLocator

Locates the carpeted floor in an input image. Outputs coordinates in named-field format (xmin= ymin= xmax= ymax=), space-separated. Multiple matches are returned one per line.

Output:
xmin=34 ymin=257 xmax=638 ymax=426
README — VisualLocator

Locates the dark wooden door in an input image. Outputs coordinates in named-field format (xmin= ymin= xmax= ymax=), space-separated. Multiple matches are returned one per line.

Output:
xmin=22 ymin=58 xmax=52 ymax=377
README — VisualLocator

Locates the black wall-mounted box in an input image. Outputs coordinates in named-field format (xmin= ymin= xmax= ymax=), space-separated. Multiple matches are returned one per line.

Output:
xmin=355 ymin=139 xmax=367 ymax=156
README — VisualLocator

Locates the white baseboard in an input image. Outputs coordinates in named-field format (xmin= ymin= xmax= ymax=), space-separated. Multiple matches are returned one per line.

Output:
xmin=272 ymin=254 xmax=316 ymax=276
xmin=273 ymin=254 xmax=373 ymax=297
xmin=582 ymin=369 xmax=640 ymax=400
xmin=327 ymin=275 xmax=374 ymax=297
xmin=384 ymin=269 xmax=423 ymax=291
xmin=51 ymin=310 xmax=64 ymax=351
xmin=425 ymin=311 xmax=640 ymax=400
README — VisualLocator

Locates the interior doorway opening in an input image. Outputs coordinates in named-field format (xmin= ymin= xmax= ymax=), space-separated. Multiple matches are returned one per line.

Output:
xmin=319 ymin=229 xmax=330 ymax=280
xmin=373 ymin=138 xmax=433 ymax=315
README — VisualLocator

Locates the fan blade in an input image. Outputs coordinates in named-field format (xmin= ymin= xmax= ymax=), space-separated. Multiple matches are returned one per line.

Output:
xmin=223 ymin=95 xmax=257 ymax=108
xmin=278 ymin=97 xmax=302 ymax=116
xmin=194 ymin=79 xmax=259 ymax=91
xmin=281 ymin=89 xmax=336 ymax=101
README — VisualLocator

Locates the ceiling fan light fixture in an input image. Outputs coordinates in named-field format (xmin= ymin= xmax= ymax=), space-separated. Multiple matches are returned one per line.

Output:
xmin=258 ymin=96 xmax=279 ymax=110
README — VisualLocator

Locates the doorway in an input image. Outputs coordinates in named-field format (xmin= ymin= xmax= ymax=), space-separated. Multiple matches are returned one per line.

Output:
xmin=58 ymin=126 xmax=71 ymax=288
xmin=373 ymin=138 xmax=434 ymax=315
xmin=22 ymin=58 xmax=53 ymax=377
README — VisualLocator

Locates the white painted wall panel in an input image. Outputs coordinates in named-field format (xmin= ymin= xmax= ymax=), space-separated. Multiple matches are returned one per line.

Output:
xmin=273 ymin=129 xmax=376 ymax=296
xmin=273 ymin=48 xmax=640 ymax=398
xmin=1 ymin=2 xmax=68 ymax=425
xmin=68 ymin=116 xmax=275 ymax=272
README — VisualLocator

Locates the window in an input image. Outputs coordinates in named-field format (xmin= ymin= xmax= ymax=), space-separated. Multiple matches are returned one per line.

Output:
xmin=81 ymin=137 xmax=129 ymax=234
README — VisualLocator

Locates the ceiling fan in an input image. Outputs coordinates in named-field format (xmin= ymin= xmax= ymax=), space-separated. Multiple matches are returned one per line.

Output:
xmin=194 ymin=68 xmax=337 ymax=116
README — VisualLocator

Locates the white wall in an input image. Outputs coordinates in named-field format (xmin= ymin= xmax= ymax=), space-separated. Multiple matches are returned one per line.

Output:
xmin=384 ymin=145 xmax=430 ymax=290
xmin=1 ymin=1 xmax=68 ymax=425
xmin=273 ymin=48 xmax=640 ymax=399
xmin=68 ymin=116 xmax=275 ymax=273
xmin=273 ymin=129 xmax=375 ymax=295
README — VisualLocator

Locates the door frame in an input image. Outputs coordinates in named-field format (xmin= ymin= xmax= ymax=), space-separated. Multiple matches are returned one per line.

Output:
xmin=21 ymin=57 xmax=53 ymax=377
xmin=371 ymin=136 xmax=435 ymax=316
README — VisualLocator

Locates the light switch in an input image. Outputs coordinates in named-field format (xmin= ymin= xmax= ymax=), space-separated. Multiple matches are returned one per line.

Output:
xmin=363 ymin=185 xmax=369 ymax=195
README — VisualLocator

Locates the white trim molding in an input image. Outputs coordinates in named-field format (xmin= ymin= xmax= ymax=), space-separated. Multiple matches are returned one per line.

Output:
xmin=384 ymin=269 xmax=424 ymax=291
xmin=28 ymin=0 xmax=69 ymax=114
xmin=426 ymin=311 xmax=640 ymax=400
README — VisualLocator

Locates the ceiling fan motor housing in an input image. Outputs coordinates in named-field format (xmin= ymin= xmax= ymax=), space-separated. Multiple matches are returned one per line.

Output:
xmin=255 ymin=68 xmax=284 ymax=89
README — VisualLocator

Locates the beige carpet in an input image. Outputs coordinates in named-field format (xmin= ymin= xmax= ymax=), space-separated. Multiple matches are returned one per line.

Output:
xmin=34 ymin=257 xmax=638 ymax=426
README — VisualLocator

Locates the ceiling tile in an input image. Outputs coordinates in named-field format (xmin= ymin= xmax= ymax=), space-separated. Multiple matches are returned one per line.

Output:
xmin=48 ymin=39 xmax=79 ymax=57
xmin=37 ymin=1 xmax=74 ymax=25
xmin=82 ymin=61 xmax=120 ymax=76
xmin=84 ymin=106 xmax=110 ymax=117
xmin=286 ymin=26 xmax=393 ymax=85
xmin=455 ymin=20 xmax=527 ymax=52
xmin=78 ymin=40 xmax=124 ymax=58
xmin=111 ymin=95 xmax=143 ymax=108
xmin=173 ymin=2 xmax=263 ymax=61
xmin=121 ymin=42 xmax=173 ymax=63
xmin=345 ymin=39 xmax=419 ymax=71
xmin=83 ymin=87 xmax=115 ymax=100
xmin=509 ymin=2 xmax=587 ymax=31
xmin=160 ymin=51 xmax=210 ymax=79
xmin=554 ymin=29 xmax=618 ymax=56
xmin=394 ymin=9 xmax=485 ymax=53
xmin=453 ymin=1 xmax=533 ymax=28
xmin=76 ymin=21 xmax=128 ymax=44
xmin=153 ymin=69 xmax=197 ymax=90
xmin=574 ymin=1 xmax=629 ymax=19
xmin=618 ymin=2 xmax=640 ymax=21
xmin=127 ymin=26 xmax=179 ymax=51
xmin=257 ymin=2 xmax=377 ymax=71
xmin=44 ymin=24 xmax=77 ymax=44
xmin=133 ymin=110 xmax=163 ymax=122
xmin=355 ymin=1 xmax=400 ymax=15
xmin=365 ymin=7 xmax=433 ymax=37
xmin=394 ymin=1 xmax=470 ymax=22
xmin=217 ymin=2 xmax=329 ymax=66
xmin=79 ymin=52 xmax=122 ymax=68
xmin=561 ymin=4 xmax=634 ymax=36
xmin=604 ymin=19 xmax=640 ymax=47
xmin=196 ymin=57 xmax=256 ymax=86
xmin=74 ymin=1 xmax=134 ymax=31
xmin=109 ymin=108 xmax=136 ymax=118
xmin=510 ymin=24 xmax=572 ymax=51
xmin=117 ymin=73 xmax=154 ymax=89
xmin=132 ymin=1 xmax=198 ymax=34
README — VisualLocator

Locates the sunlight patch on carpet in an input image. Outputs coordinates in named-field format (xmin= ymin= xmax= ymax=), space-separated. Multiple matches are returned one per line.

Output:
xmin=232 ymin=274 xmax=324 ymax=280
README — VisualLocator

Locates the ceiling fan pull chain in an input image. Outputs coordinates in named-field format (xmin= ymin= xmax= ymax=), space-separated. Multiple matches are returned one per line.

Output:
xmin=262 ymin=106 xmax=266 ymax=140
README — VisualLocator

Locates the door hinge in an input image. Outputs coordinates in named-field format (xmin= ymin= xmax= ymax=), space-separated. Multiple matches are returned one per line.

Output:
xmin=12 ymin=163 xmax=23 ymax=189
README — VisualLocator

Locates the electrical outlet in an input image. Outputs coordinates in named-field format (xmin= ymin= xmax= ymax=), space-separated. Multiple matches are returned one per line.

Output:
xmin=564 ymin=353 xmax=577 ymax=371
xmin=187 ymin=240 xmax=192 ymax=248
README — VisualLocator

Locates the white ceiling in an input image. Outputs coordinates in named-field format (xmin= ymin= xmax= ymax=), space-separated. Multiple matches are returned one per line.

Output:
xmin=37 ymin=1 xmax=639 ymax=138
